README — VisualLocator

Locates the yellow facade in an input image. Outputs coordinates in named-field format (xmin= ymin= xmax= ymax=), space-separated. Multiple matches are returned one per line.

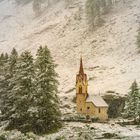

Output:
xmin=85 ymin=102 xmax=108 ymax=121
xmin=76 ymin=58 xmax=108 ymax=122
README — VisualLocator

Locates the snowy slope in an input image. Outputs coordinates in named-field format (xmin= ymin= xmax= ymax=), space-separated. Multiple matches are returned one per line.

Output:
xmin=0 ymin=0 xmax=140 ymax=112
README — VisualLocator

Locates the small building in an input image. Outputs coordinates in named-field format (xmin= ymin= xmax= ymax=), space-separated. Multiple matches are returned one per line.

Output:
xmin=76 ymin=57 xmax=108 ymax=121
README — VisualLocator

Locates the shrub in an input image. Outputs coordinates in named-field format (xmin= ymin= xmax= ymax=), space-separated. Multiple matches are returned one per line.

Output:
xmin=91 ymin=116 xmax=99 ymax=122
xmin=0 ymin=134 xmax=7 ymax=140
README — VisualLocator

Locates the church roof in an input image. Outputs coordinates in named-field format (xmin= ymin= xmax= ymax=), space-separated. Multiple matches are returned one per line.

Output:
xmin=86 ymin=95 xmax=108 ymax=107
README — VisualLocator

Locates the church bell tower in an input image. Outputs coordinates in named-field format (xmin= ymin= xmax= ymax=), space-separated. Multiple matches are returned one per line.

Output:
xmin=76 ymin=57 xmax=88 ymax=113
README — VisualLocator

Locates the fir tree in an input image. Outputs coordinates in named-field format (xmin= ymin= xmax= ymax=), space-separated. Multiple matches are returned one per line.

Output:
xmin=124 ymin=81 xmax=140 ymax=122
xmin=0 ymin=60 xmax=7 ymax=118
xmin=34 ymin=46 xmax=62 ymax=134
xmin=0 ymin=53 xmax=5 ymax=74
xmin=0 ymin=53 xmax=9 ymax=115
xmin=6 ymin=51 xmax=35 ymax=132
xmin=0 ymin=53 xmax=9 ymax=73
xmin=136 ymin=90 xmax=140 ymax=123
xmin=1 ymin=47 xmax=62 ymax=134
xmin=0 ymin=48 xmax=18 ymax=120
xmin=8 ymin=48 xmax=18 ymax=75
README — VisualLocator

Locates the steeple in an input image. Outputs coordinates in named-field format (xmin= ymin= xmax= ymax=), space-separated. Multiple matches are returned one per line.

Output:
xmin=79 ymin=57 xmax=84 ymax=75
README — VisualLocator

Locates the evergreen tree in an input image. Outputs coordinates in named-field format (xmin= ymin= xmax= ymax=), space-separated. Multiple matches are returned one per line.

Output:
xmin=136 ymin=90 xmax=140 ymax=123
xmin=1 ymin=47 xmax=62 ymax=134
xmin=6 ymin=51 xmax=35 ymax=132
xmin=0 ymin=53 xmax=9 ymax=71
xmin=8 ymin=48 xmax=18 ymax=75
xmin=34 ymin=46 xmax=62 ymax=134
xmin=0 ymin=53 xmax=5 ymax=74
xmin=0 ymin=52 xmax=9 ymax=112
xmin=124 ymin=81 xmax=140 ymax=122
xmin=0 ymin=48 xmax=18 ymax=120
xmin=0 ymin=53 xmax=7 ymax=119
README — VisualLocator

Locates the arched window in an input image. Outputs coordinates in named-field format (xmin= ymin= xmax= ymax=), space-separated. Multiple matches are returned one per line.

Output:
xmin=87 ymin=107 xmax=90 ymax=110
xmin=99 ymin=108 xmax=101 ymax=113
xmin=79 ymin=86 xmax=82 ymax=94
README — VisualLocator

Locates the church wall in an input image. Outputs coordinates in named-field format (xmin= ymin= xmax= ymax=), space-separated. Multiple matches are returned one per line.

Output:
xmin=85 ymin=102 xmax=95 ymax=115
xmin=94 ymin=106 xmax=108 ymax=121
xmin=85 ymin=102 xmax=108 ymax=121
xmin=76 ymin=96 xmax=86 ymax=114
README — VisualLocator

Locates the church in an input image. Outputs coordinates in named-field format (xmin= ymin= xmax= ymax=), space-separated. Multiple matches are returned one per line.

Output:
xmin=76 ymin=58 xmax=108 ymax=121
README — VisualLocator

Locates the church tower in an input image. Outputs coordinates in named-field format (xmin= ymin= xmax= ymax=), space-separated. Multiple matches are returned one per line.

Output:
xmin=76 ymin=57 xmax=88 ymax=114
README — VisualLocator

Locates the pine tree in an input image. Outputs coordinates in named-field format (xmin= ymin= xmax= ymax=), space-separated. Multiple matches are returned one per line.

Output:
xmin=6 ymin=51 xmax=35 ymax=132
xmin=1 ymin=47 xmax=62 ymax=134
xmin=34 ymin=46 xmax=62 ymax=134
xmin=136 ymin=89 xmax=140 ymax=123
xmin=0 ymin=53 xmax=5 ymax=74
xmin=0 ymin=53 xmax=9 ymax=73
xmin=0 ymin=53 xmax=9 ymax=114
xmin=124 ymin=81 xmax=140 ymax=122
xmin=8 ymin=48 xmax=18 ymax=75
xmin=0 ymin=48 xmax=18 ymax=120
xmin=0 ymin=53 xmax=7 ymax=118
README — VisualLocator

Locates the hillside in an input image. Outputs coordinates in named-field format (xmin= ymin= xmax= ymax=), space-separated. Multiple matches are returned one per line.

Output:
xmin=0 ymin=0 xmax=140 ymax=114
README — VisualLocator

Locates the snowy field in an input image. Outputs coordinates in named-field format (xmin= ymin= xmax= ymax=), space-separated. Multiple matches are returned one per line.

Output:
xmin=0 ymin=121 xmax=140 ymax=140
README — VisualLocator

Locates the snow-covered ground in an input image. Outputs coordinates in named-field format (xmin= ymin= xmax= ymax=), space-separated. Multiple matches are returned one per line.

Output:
xmin=45 ymin=122 xmax=140 ymax=140
xmin=1 ymin=121 xmax=140 ymax=140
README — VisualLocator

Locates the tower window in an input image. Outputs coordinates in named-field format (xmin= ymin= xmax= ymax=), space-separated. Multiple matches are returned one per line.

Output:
xmin=87 ymin=107 xmax=90 ymax=109
xmin=80 ymin=108 xmax=82 ymax=111
xmin=79 ymin=86 xmax=82 ymax=94
xmin=99 ymin=108 xmax=101 ymax=113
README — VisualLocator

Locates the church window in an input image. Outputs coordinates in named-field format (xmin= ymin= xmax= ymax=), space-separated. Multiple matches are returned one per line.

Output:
xmin=99 ymin=108 xmax=101 ymax=113
xmin=80 ymin=108 xmax=82 ymax=111
xmin=87 ymin=107 xmax=90 ymax=109
xmin=79 ymin=86 xmax=82 ymax=94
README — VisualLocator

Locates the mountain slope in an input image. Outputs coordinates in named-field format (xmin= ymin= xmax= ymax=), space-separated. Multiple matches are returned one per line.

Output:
xmin=0 ymin=0 xmax=140 ymax=112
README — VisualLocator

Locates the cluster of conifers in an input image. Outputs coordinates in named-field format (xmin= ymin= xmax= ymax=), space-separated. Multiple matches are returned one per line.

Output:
xmin=0 ymin=46 xmax=62 ymax=134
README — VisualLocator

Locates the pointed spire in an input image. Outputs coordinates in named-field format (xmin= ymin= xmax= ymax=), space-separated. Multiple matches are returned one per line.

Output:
xmin=79 ymin=57 xmax=84 ymax=75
